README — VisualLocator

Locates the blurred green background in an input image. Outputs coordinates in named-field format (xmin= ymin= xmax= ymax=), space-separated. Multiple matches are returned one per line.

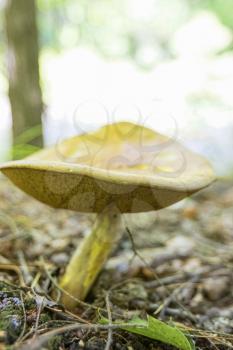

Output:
xmin=0 ymin=0 xmax=233 ymax=174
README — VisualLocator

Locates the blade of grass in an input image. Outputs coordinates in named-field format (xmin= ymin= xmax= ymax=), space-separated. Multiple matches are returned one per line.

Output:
xmin=100 ymin=315 xmax=195 ymax=350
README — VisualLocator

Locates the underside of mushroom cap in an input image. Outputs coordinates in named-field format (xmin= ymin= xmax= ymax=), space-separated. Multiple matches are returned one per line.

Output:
xmin=0 ymin=122 xmax=215 ymax=213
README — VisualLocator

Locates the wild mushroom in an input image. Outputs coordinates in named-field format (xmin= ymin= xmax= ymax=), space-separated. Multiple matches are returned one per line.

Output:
xmin=0 ymin=122 xmax=215 ymax=309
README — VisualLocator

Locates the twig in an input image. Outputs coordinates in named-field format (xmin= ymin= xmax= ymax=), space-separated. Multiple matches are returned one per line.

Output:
xmin=147 ymin=303 xmax=199 ymax=322
xmin=144 ymin=265 xmax=224 ymax=289
xmin=14 ymin=291 xmax=27 ymax=346
xmin=17 ymin=251 xmax=33 ymax=285
xmin=105 ymin=292 xmax=113 ymax=350
xmin=125 ymin=227 xmax=166 ymax=296
xmin=159 ymin=282 xmax=197 ymax=323
xmin=33 ymin=296 xmax=45 ymax=339
xmin=18 ymin=322 xmax=145 ymax=350
xmin=0 ymin=263 xmax=25 ymax=286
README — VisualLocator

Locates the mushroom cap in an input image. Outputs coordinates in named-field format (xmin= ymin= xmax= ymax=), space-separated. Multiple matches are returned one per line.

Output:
xmin=0 ymin=122 xmax=215 ymax=213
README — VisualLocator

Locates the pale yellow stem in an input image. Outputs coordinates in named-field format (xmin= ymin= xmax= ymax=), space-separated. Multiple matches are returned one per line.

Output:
xmin=59 ymin=206 xmax=122 ymax=310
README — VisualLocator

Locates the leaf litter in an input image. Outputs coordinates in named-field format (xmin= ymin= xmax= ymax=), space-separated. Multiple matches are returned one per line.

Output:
xmin=0 ymin=175 xmax=232 ymax=349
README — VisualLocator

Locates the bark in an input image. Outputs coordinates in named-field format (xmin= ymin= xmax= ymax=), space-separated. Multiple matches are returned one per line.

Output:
xmin=5 ymin=0 xmax=43 ymax=149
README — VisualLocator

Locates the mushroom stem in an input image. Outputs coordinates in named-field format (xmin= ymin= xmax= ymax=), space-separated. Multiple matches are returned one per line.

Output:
xmin=59 ymin=205 xmax=122 ymax=310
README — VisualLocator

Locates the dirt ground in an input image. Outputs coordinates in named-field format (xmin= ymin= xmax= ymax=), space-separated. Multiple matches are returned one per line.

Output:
xmin=0 ymin=175 xmax=232 ymax=349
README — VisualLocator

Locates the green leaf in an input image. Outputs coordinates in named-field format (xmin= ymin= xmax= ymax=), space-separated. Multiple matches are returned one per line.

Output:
xmin=100 ymin=315 xmax=195 ymax=350
xmin=14 ymin=124 xmax=43 ymax=145
xmin=12 ymin=144 xmax=41 ymax=160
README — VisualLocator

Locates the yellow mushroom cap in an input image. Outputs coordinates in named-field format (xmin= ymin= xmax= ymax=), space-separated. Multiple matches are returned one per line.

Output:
xmin=0 ymin=122 xmax=215 ymax=213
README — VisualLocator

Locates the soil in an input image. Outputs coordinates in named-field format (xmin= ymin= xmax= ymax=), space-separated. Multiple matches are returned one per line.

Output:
xmin=0 ymin=176 xmax=232 ymax=349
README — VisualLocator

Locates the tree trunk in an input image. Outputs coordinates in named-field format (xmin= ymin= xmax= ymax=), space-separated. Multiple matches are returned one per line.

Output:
xmin=5 ymin=0 xmax=43 ymax=150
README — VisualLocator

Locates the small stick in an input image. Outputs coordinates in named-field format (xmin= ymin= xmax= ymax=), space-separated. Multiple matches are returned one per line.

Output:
xmin=19 ymin=322 xmax=145 ymax=350
xmin=105 ymin=292 xmax=113 ymax=350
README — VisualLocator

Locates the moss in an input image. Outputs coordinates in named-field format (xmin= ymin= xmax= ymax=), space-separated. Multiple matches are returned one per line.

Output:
xmin=0 ymin=282 xmax=52 ymax=345
xmin=0 ymin=306 xmax=23 ymax=344
xmin=5 ymin=315 xmax=22 ymax=345
xmin=39 ymin=312 xmax=52 ymax=324
xmin=47 ymin=335 xmax=63 ymax=350
xmin=0 ymin=283 xmax=23 ymax=345
xmin=0 ymin=281 xmax=17 ymax=296
xmin=24 ymin=295 xmax=36 ymax=310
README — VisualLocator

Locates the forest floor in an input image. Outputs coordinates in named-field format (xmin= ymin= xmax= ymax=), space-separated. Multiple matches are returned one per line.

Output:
xmin=0 ymin=175 xmax=232 ymax=350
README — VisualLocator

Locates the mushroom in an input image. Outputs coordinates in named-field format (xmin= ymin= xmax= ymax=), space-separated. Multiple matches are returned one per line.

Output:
xmin=0 ymin=122 xmax=215 ymax=309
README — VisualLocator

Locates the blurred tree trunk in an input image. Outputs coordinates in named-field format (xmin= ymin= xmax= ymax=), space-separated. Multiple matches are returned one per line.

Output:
xmin=5 ymin=0 xmax=43 ymax=150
